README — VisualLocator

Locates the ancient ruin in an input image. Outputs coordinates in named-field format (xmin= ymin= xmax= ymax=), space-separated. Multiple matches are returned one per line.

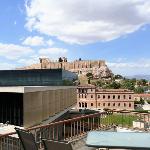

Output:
xmin=19 ymin=57 xmax=113 ymax=79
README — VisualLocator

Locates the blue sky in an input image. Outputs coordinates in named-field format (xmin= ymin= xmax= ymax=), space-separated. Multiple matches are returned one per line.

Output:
xmin=0 ymin=0 xmax=150 ymax=76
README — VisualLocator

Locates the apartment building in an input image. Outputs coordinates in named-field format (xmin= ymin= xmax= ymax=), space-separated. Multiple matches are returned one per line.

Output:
xmin=77 ymin=85 xmax=134 ymax=110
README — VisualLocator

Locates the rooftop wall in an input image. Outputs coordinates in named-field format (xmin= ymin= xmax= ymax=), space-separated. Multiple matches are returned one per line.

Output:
xmin=0 ymin=86 xmax=77 ymax=128
xmin=23 ymin=87 xmax=76 ymax=127
xmin=0 ymin=69 xmax=77 ymax=86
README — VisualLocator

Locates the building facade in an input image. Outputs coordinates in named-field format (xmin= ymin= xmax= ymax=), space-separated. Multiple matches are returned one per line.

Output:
xmin=134 ymin=94 xmax=150 ymax=101
xmin=0 ymin=69 xmax=77 ymax=86
xmin=0 ymin=86 xmax=76 ymax=128
xmin=77 ymin=85 xmax=134 ymax=110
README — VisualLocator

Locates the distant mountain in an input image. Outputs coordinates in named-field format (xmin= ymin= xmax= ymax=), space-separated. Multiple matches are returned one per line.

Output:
xmin=126 ymin=75 xmax=150 ymax=81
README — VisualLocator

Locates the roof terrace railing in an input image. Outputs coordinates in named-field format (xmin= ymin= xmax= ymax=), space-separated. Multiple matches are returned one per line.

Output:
xmin=0 ymin=110 xmax=150 ymax=150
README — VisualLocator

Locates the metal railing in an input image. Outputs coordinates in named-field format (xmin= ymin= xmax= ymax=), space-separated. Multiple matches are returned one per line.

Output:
xmin=0 ymin=110 xmax=150 ymax=150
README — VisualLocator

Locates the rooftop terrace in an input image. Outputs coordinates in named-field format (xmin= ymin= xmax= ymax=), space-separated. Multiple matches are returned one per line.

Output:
xmin=0 ymin=110 xmax=150 ymax=150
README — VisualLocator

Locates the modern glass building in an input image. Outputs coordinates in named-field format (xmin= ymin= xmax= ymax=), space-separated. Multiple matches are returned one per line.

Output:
xmin=0 ymin=69 xmax=77 ymax=127
xmin=0 ymin=69 xmax=77 ymax=86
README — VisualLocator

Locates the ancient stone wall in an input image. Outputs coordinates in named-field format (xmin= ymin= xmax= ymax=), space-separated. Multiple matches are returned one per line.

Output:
xmin=18 ymin=58 xmax=112 ymax=78
xmin=39 ymin=58 xmax=106 ymax=70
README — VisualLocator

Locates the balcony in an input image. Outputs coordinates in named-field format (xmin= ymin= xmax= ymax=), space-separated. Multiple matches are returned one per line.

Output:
xmin=0 ymin=111 xmax=150 ymax=150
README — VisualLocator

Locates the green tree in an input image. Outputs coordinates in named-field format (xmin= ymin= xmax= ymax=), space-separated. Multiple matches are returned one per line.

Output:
xmin=130 ymin=78 xmax=136 ymax=84
xmin=134 ymin=86 xmax=144 ymax=93
xmin=86 ymin=72 xmax=93 ymax=84
xmin=95 ymin=80 xmax=103 ymax=87
xmin=102 ymin=81 xmax=121 ymax=89
xmin=136 ymin=79 xmax=147 ymax=86
xmin=110 ymin=81 xmax=121 ymax=89
xmin=141 ymin=79 xmax=147 ymax=86
xmin=139 ymin=98 xmax=145 ymax=105
xmin=136 ymin=80 xmax=142 ymax=86
xmin=114 ymin=74 xmax=123 ymax=79
xmin=121 ymin=79 xmax=135 ymax=90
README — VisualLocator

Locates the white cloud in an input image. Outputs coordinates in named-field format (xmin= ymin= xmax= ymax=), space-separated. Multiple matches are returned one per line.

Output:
xmin=0 ymin=63 xmax=17 ymax=70
xmin=17 ymin=47 xmax=68 ymax=67
xmin=22 ymin=36 xmax=45 ymax=46
xmin=25 ymin=0 xmax=150 ymax=44
xmin=0 ymin=43 xmax=34 ymax=60
xmin=17 ymin=55 xmax=39 ymax=66
xmin=107 ymin=59 xmax=150 ymax=76
xmin=46 ymin=39 xmax=54 ymax=46
xmin=0 ymin=41 xmax=67 ymax=69
xmin=22 ymin=36 xmax=54 ymax=47
xmin=38 ymin=47 xmax=68 ymax=59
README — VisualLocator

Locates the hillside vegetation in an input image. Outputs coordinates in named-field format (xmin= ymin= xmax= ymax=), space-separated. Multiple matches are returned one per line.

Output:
xmin=79 ymin=73 xmax=150 ymax=93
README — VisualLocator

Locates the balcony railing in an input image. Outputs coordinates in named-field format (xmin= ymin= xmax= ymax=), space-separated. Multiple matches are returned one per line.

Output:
xmin=0 ymin=110 xmax=150 ymax=150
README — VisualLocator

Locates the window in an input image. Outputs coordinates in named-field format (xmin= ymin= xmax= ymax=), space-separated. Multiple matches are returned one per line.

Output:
xmin=79 ymin=94 xmax=80 ymax=98
xmin=103 ymin=103 xmax=105 ymax=106
xmin=108 ymin=103 xmax=110 ymax=106
xmin=113 ymin=95 xmax=115 ymax=99
xmin=79 ymin=102 xmax=81 ymax=107
xmin=91 ymin=95 xmax=93 ymax=98
xmin=124 ymin=103 xmax=126 ymax=107
xmin=98 ymin=95 xmax=100 ymax=99
xmin=82 ymin=94 xmax=83 ymax=98
xmin=118 ymin=103 xmax=120 ymax=107
xmin=82 ymin=103 xmax=84 ymax=107
xmin=123 ymin=95 xmax=126 ymax=99
xmin=85 ymin=89 xmax=87 ymax=93
xmin=108 ymin=95 xmax=110 ymax=99
xmin=118 ymin=95 xmax=120 ymax=99
xmin=91 ymin=88 xmax=93 ymax=91
xmin=113 ymin=103 xmax=115 ymax=106
xmin=82 ymin=89 xmax=84 ymax=93
xmin=85 ymin=103 xmax=87 ymax=108
xmin=98 ymin=103 xmax=100 ymax=106
xmin=129 ymin=103 xmax=131 ymax=107
xmin=103 ymin=95 xmax=105 ymax=99
xmin=91 ymin=103 xmax=93 ymax=106
xmin=85 ymin=95 xmax=87 ymax=98
xmin=129 ymin=95 xmax=131 ymax=99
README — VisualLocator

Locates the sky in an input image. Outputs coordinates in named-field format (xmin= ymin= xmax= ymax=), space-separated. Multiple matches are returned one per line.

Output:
xmin=0 ymin=0 xmax=150 ymax=76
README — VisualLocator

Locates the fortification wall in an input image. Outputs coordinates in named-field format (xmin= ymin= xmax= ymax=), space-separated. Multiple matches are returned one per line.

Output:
xmin=40 ymin=58 xmax=106 ymax=70
xmin=17 ymin=58 xmax=112 ymax=79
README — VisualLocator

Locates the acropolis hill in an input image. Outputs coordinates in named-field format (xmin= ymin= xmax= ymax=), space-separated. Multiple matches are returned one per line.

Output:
xmin=18 ymin=57 xmax=112 ymax=79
